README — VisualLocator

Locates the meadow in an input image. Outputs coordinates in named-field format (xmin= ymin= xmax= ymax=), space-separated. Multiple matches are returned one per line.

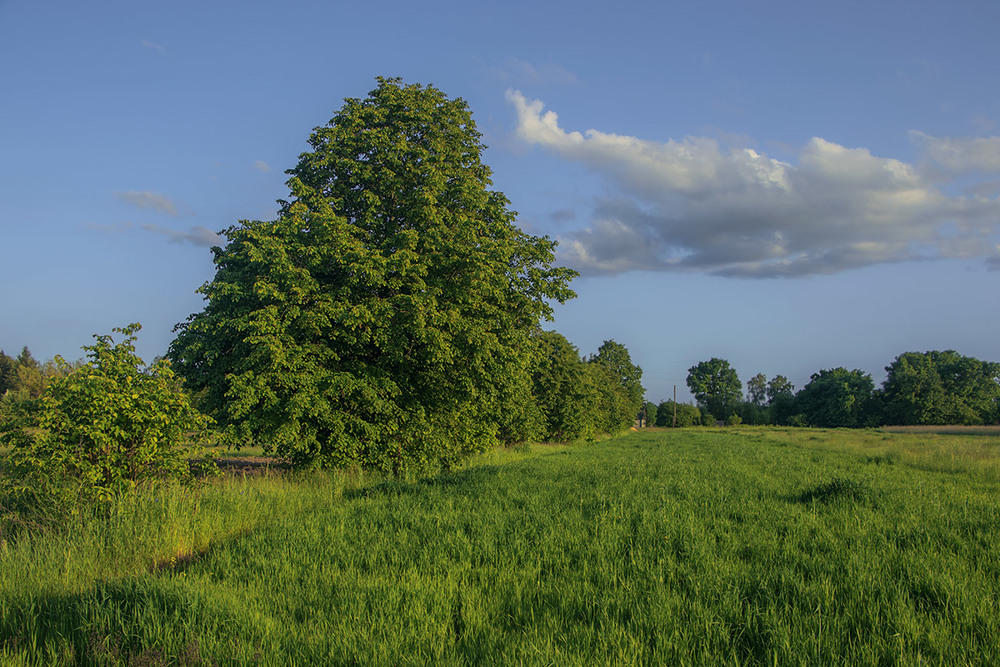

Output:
xmin=2 ymin=427 xmax=999 ymax=665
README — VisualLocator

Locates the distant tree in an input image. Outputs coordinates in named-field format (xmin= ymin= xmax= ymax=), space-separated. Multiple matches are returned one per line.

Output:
xmin=766 ymin=375 xmax=795 ymax=405
xmin=168 ymin=78 xmax=576 ymax=471
xmin=15 ymin=361 xmax=45 ymax=400
xmin=643 ymin=401 xmax=657 ymax=427
xmin=0 ymin=324 xmax=213 ymax=510
xmin=0 ymin=350 xmax=16 ymax=395
xmin=881 ymin=351 xmax=1000 ymax=425
xmin=735 ymin=400 xmax=769 ymax=425
xmin=589 ymin=340 xmax=644 ymax=427
xmin=676 ymin=403 xmax=702 ymax=427
xmin=16 ymin=346 xmax=39 ymax=370
xmin=687 ymin=358 xmax=742 ymax=419
xmin=769 ymin=392 xmax=798 ymax=426
xmin=746 ymin=373 xmax=767 ymax=406
xmin=796 ymin=368 xmax=875 ymax=428
xmin=655 ymin=401 xmax=672 ymax=427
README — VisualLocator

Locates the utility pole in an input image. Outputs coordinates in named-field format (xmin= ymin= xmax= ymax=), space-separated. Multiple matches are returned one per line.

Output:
xmin=673 ymin=385 xmax=677 ymax=428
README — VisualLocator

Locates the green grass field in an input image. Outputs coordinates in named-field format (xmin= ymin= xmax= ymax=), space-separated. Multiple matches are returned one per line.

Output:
xmin=2 ymin=428 xmax=999 ymax=665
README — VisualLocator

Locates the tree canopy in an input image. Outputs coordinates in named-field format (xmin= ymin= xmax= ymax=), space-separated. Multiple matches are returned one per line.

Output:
xmin=686 ymin=358 xmax=742 ymax=419
xmin=796 ymin=367 xmax=875 ymax=428
xmin=881 ymin=350 xmax=1000 ymax=425
xmin=589 ymin=339 xmax=645 ymax=423
xmin=168 ymin=78 xmax=576 ymax=471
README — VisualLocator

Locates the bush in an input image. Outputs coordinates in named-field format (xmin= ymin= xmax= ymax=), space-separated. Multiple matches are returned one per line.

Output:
xmin=787 ymin=413 xmax=809 ymax=427
xmin=655 ymin=401 xmax=702 ymax=427
xmin=727 ymin=413 xmax=743 ymax=427
xmin=0 ymin=325 xmax=213 ymax=516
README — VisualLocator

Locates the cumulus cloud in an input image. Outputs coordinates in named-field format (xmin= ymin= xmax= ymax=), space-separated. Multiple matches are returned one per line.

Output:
xmin=910 ymin=131 xmax=1000 ymax=175
xmin=142 ymin=224 xmax=221 ymax=247
xmin=253 ymin=159 xmax=271 ymax=172
xmin=115 ymin=190 xmax=179 ymax=216
xmin=507 ymin=90 xmax=1000 ymax=277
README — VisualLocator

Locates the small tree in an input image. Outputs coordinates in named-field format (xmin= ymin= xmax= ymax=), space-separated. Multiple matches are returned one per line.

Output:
xmin=746 ymin=373 xmax=767 ymax=406
xmin=1 ymin=324 xmax=213 ymax=512
xmin=766 ymin=375 xmax=795 ymax=405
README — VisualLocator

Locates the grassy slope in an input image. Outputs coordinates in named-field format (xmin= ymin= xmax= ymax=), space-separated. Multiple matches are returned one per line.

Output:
xmin=2 ymin=430 xmax=1000 ymax=665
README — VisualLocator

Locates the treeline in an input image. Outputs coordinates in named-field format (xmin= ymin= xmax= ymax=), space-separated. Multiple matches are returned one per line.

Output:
xmin=656 ymin=352 xmax=1000 ymax=428
xmin=532 ymin=334 xmax=644 ymax=442
xmin=0 ymin=347 xmax=82 ymax=409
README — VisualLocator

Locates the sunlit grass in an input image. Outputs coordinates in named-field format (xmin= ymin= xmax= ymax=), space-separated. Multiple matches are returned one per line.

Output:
xmin=758 ymin=426 xmax=1000 ymax=481
xmin=3 ymin=429 xmax=1000 ymax=664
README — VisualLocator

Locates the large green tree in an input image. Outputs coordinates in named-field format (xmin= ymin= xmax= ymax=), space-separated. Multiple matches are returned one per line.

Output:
xmin=796 ymin=368 xmax=875 ymax=428
xmin=881 ymin=350 xmax=1000 ymax=425
xmin=168 ymin=79 xmax=576 ymax=471
xmin=686 ymin=358 xmax=742 ymax=420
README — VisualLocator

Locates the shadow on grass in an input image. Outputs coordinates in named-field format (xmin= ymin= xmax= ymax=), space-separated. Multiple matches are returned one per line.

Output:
xmin=1 ymin=579 xmax=261 ymax=666
xmin=797 ymin=477 xmax=881 ymax=506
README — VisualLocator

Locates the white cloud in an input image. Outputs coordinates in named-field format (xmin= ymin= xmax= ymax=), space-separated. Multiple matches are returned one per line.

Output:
xmin=141 ymin=39 xmax=166 ymax=54
xmin=492 ymin=58 xmax=578 ymax=86
xmin=910 ymin=131 xmax=1000 ymax=175
xmin=142 ymin=224 xmax=221 ymax=247
xmin=253 ymin=160 xmax=271 ymax=172
xmin=115 ymin=190 xmax=179 ymax=216
xmin=508 ymin=90 xmax=1000 ymax=278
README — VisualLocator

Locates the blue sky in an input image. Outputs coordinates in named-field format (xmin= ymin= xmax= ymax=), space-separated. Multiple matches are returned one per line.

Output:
xmin=2 ymin=0 xmax=999 ymax=403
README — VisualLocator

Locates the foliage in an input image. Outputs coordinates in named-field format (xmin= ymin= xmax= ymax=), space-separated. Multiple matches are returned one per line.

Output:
xmin=655 ymin=400 xmax=701 ymax=427
xmin=642 ymin=401 xmax=657 ymax=427
xmin=0 ymin=350 xmax=17 ymax=396
xmin=686 ymin=358 xmax=742 ymax=419
xmin=795 ymin=367 xmax=876 ymax=428
xmin=586 ymin=362 xmax=633 ymax=434
xmin=765 ymin=374 xmax=795 ymax=405
xmin=735 ymin=400 xmax=769 ymax=425
xmin=588 ymin=340 xmax=645 ymax=423
xmin=881 ymin=350 xmax=1000 ymax=425
xmin=168 ymin=78 xmax=576 ymax=471
xmin=726 ymin=412 xmax=743 ymax=426
xmin=530 ymin=331 xmax=594 ymax=442
xmin=769 ymin=392 xmax=799 ymax=426
xmin=746 ymin=373 xmax=767 ymax=406
xmin=1 ymin=324 xmax=213 ymax=512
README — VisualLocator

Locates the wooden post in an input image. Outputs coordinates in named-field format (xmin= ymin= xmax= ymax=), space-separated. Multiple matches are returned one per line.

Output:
xmin=673 ymin=385 xmax=677 ymax=428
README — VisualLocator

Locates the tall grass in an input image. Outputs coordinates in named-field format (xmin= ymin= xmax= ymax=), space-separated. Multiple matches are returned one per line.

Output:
xmin=2 ymin=431 xmax=1000 ymax=664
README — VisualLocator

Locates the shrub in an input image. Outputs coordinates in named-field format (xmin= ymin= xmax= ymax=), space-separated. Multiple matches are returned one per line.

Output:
xmin=0 ymin=324 xmax=213 ymax=515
